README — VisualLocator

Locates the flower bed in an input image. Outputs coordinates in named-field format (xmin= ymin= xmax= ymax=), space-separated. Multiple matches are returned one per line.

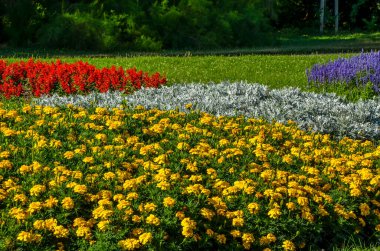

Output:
xmin=33 ymin=82 xmax=380 ymax=140
xmin=0 ymin=59 xmax=167 ymax=99
xmin=0 ymin=103 xmax=379 ymax=250
xmin=306 ymin=51 xmax=380 ymax=94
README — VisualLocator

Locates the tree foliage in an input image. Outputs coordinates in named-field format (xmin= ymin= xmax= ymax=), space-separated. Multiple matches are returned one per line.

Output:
xmin=0 ymin=0 xmax=378 ymax=50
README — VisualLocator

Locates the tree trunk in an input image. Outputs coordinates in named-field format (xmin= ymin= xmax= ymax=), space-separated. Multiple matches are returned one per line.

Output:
xmin=335 ymin=0 xmax=339 ymax=33
xmin=320 ymin=0 xmax=325 ymax=33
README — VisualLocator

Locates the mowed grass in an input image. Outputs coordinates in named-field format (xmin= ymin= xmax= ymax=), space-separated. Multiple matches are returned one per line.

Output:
xmin=3 ymin=53 xmax=352 ymax=92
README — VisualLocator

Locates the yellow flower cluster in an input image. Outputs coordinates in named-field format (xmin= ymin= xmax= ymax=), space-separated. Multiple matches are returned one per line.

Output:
xmin=0 ymin=103 xmax=379 ymax=250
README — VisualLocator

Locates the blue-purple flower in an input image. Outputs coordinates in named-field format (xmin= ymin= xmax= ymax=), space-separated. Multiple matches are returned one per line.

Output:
xmin=307 ymin=51 xmax=380 ymax=93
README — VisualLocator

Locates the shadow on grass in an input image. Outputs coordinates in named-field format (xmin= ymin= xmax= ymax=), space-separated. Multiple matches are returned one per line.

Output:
xmin=0 ymin=32 xmax=380 ymax=58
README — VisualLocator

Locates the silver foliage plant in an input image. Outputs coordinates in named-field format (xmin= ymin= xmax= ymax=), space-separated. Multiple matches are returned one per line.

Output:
xmin=32 ymin=82 xmax=380 ymax=140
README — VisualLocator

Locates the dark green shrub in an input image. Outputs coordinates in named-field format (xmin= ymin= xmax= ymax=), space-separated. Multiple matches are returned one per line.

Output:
xmin=36 ymin=12 xmax=105 ymax=50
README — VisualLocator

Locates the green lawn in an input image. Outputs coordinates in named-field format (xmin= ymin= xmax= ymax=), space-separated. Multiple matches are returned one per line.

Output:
xmin=2 ymin=53 xmax=346 ymax=88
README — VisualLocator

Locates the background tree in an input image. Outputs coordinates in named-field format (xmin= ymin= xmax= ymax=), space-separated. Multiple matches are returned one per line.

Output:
xmin=0 ymin=0 xmax=378 ymax=50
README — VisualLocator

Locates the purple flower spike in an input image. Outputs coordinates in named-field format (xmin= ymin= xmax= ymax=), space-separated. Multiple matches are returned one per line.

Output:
xmin=306 ymin=51 xmax=380 ymax=94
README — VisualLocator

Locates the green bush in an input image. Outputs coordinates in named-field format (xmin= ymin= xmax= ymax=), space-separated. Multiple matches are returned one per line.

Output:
xmin=36 ymin=13 xmax=105 ymax=51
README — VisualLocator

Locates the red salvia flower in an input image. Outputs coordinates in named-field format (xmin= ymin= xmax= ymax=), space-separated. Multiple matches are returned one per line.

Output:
xmin=0 ymin=59 xmax=167 ymax=99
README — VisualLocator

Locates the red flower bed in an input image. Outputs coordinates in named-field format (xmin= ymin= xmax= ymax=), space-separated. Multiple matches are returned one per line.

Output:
xmin=0 ymin=59 xmax=167 ymax=99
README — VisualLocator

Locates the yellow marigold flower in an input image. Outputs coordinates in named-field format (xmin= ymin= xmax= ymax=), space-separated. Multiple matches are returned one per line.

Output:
xmin=260 ymin=169 xmax=274 ymax=181
xmin=359 ymin=218 xmax=366 ymax=227
xmin=282 ymin=240 xmax=296 ymax=251
xmin=53 ymin=225 xmax=69 ymax=238
xmin=375 ymin=224 xmax=380 ymax=231
xmin=206 ymin=229 xmax=215 ymax=237
xmin=73 ymin=184 xmax=87 ymax=194
xmin=0 ymin=151 xmax=10 ymax=158
xmin=244 ymin=186 xmax=255 ymax=195
xmin=260 ymin=236 xmax=271 ymax=246
xmin=124 ymin=192 xmax=138 ymax=201
xmin=217 ymin=156 xmax=225 ymax=164
xmin=33 ymin=220 xmax=45 ymax=230
xmin=73 ymin=218 xmax=87 ymax=227
xmin=13 ymin=193 xmax=28 ymax=204
xmin=50 ymin=139 xmax=62 ymax=148
xmin=72 ymin=170 xmax=83 ymax=180
xmin=61 ymin=197 xmax=74 ymax=210
xmin=63 ymin=151 xmax=75 ymax=159
xmin=99 ymin=190 xmax=112 ymax=199
xmin=286 ymin=202 xmax=296 ymax=211
xmin=145 ymin=214 xmax=160 ymax=226
xmin=9 ymin=207 xmax=28 ymax=221
xmin=176 ymin=211 xmax=185 ymax=220
xmin=181 ymin=218 xmax=197 ymax=229
xmin=215 ymin=234 xmax=227 ymax=244
xmin=230 ymin=229 xmax=241 ymax=238
xmin=168 ymin=173 xmax=179 ymax=181
xmin=200 ymin=208 xmax=215 ymax=221
xmin=56 ymin=242 xmax=65 ymax=251
xmin=2 ymin=128 xmax=16 ymax=137
xmin=282 ymin=154 xmax=293 ymax=164
xmin=138 ymin=232 xmax=152 ymax=245
xmin=28 ymin=201 xmax=43 ymax=214
xmin=163 ymin=197 xmax=176 ymax=207
xmin=359 ymin=203 xmax=371 ymax=216
xmin=44 ymin=196 xmax=59 ymax=208
xmin=0 ymin=188 xmax=5 ymax=201
xmin=44 ymin=218 xmax=58 ymax=231
xmin=139 ymin=145 xmax=156 ymax=155
xmin=113 ymin=194 xmax=124 ymax=202
xmin=189 ymin=175 xmax=203 ymax=182
xmin=153 ymin=154 xmax=168 ymax=164
xmin=22 ymin=105 xmax=32 ymax=113
xmin=247 ymin=202 xmax=260 ymax=214
xmin=242 ymin=233 xmax=254 ymax=244
xmin=268 ymin=207 xmax=281 ymax=219
xmin=98 ymin=199 xmax=112 ymax=207
xmin=302 ymin=210 xmax=315 ymax=222
xmin=177 ymin=142 xmax=190 ymax=150
xmin=97 ymin=220 xmax=110 ymax=231
xmin=350 ymin=187 xmax=362 ymax=197
xmin=266 ymin=233 xmax=276 ymax=243
xmin=19 ymin=165 xmax=32 ymax=175
xmin=95 ymin=107 xmax=108 ymax=115
xmin=297 ymin=197 xmax=309 ymax=207
xmin=17 ymin=231 xmax=42 ymax=243
xmin=317 ymin=205 xmax=329 ymax=216
xmin=144 ymin=203 xmax=157 ymax=212
xmin=92 ymin=206 xmax=114 ymax=220
xmin=232 ymin=217 xmax=244 ymax=227
xmin=124 ymin=208 xmax=134 ymax=219
xmin=0 ymin=159 xmax=12 ymax=169
xmin=42 ymin=106 xmax=57 ymax=114
xmin=76 ymin=226 xmax=92 ymax=239
xmin=131 ymin=228 xmax=144 ymax=237
xmin=186 ymin=162 xmax=198 ymax=172
xmin=83 ymin=157 xmax=94 ymax=164
xmin=185 ymin=103 xmax=193 ymax=109
xmin=95 ymin=133 xmax=107 ymax=142
xmin=132 ymin=215 xmax=142 ymax=223
xmin=66 ymin=182 xmax=78 ymax=189
xmin=119 ymin=238 xmax=141 ymax=250
xmin=117 ymin=200 xmax=130 ymax=210
xmin=243 ymin=242 xmax=252 ymax=250
xmin=103 ymin=172 xmax=116 ymax=181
